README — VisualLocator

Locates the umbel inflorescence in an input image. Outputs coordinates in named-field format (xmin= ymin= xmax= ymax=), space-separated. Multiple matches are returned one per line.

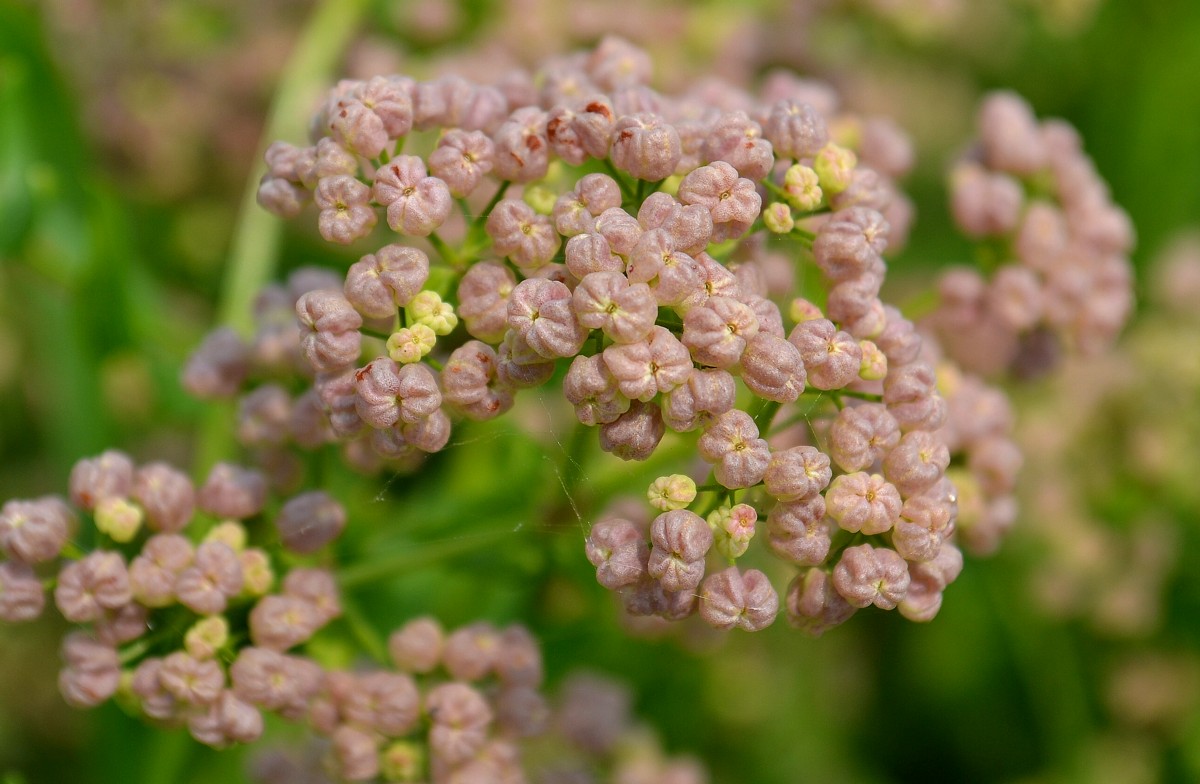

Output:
xmin=216 ymin=34 xmax=983 ymax=636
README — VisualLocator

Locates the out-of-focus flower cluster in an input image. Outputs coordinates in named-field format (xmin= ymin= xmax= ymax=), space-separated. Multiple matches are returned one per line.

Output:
xmin=927 ymin=91 xmax=1135 ymax=379
xmin=1016 ymin=234 xmax=1200 ymax=638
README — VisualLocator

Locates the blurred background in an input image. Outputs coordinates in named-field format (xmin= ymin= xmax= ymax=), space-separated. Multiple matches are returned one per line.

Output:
xmin=2 ymin=0 xmax=1200 ymax=781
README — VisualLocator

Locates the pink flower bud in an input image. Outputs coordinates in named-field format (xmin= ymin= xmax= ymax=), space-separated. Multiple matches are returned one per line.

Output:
xmin=832 ymin=544 xmax=910 ymax=609
xmin=456 ymin=261 xmax=515 ymax=343
xmin=159 ymin=651 xmax=225 ymax=706
xmin=738 ymin=332 xmax=806 ymax=403
xmin=785 ymin=568 xmax=855 ymax=636
xmin=702 ymin=111 xmax=775 ymax=181
xmin=825 ymin=472 xmax=901 ymax=535
xmin=344 ymin=244 xmax=430 ymax=319
xmin=663 ymin=368 xmax=737 ymax=432
xmin=249 ymin=595 xmax=320 ymax=651
xmin=486 ymin=199 xmax=561 ymax=271
xmin=428 ymin=129 xmax=495 ymax=197
xmin=698 ymin=410 xmax=771 ymax=489
xmin=882 ymin=431 xmax=950 ymax=498
xmin=765 ymin=100 xmax=829 ymax=160
xmin=766 ymin=496 xmax=831 ymax=566
xmin=0 ymin=496 xmax=74 ymax=564
xmin=611 ymin=113 xmax=681 ymax=181
xmin=0 ymin=561 xmax=45 ymax=622
xmin=491 ymin=106 xmax=550 ymax=183
xmin=296 ymin=290 xmax=363 ymax=373
xmin=598 ymin=399 xmax=665 ymax=461
xmin=828 ymin=403 xmax=900 ymax=473
xmin=55 ymin=551 xmax=131 ymax=622
xmin=328 ymin=99 xmax=388 ymax=158
xmin=563 ymin=354 xmax=629 ymax=426
xmin=372 ymin=156 xmax=452 ymax=237
xmin=175 ymin=541 xmax=244 ymax=615
xmin=602 ymin=326 xmax=692 ymax=402
xmin=572 ymin=272 xmax=657 ymax=344
xmin=812 ymin=207 xmax=890 ymax=282
xmin=763 ymin=446 xmax=832 ymax=501
xmin=677 ymin=161 xmax=761 ymax=241
xmin=647 ymin=509 xmax=712 ymax=593
xmin=978 ymin=91 xmax=1046 ymax=175
xmin=442 ymin=341 xmax=514 ymax=421
xmin=426 ymin=683 xmax=492 ymax=765
xmin=883 ymin=361 xmax=947 ymax=432
xmin=275 ymin=490 xmax=346 ymax=553
xmin=892 ymin=494 xmax=956 ymax=562
xmin=182 ymin=328 xmax=251 ymax=398
xmin=586 ymin=518 xmax=649 ymax=589
xmin=626 ymin=229 xmax=704 ymax=308
xmin=129 ymin=533 xmax=193 ymax=607
xmin=950 ymin=163 xmax=1023 ymax=237
xmin=495 ymin=330 xmax=556 ymax=389
xmin=198 ymin=462 xmax=267 ymax=519
xmin=354 ymin=358 xmax=442 ymax=428
xmin=699 ymin=567 xmax=779 ymax=632
xmin=506 ymin=278 xmax=587 ymax=359
xmin=682 ymin=295 xmax=759 ymax=368
xmin=333 ymin=724 xmax=381 ymax=781
xmin=68 ymin=450 xmax=134 ymax=511
xmin=389 ymin=616 xmax=444 ymax=673
xmin=315 ymin=175 xmax=377 ymax=245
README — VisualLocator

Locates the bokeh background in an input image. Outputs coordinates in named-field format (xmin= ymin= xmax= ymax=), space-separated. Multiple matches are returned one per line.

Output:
xmin=2 ymin=0 xmax=1200 ymax=781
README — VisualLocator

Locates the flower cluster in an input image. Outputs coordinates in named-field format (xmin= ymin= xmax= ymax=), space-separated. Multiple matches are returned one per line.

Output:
xmin=927 ymin=91 xmax=1135 ymax=378
xmin=195 ymin=36 xmax=976 ymax=638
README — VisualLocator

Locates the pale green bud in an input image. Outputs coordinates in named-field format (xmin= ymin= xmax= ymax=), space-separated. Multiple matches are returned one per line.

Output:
xmin=789 ymin=297 xmax=824 ymax=324
xmin=707 ymin=503 xmax=757 ymax=560
xmin=184 ymin=616 xmax=229 ymax=660
xmin=813 ymin=143 xmax=856 ymax=195
xmin=386 ymin=324 xmax=437 ymax=364
xmin=858 ymin=339 xmax=888 ymax=381
xmin=239 ymin=548 xmax=274 ymax=597
xmin=783 ymin=164 xmax=823 ymax=211
xmin=204 ymin=520 xmax=247 ymax=552
xmin=380 ymin=740 xmax=425 ymax=782
xmin=763 ymin=202 xmax=795 ymax=234
xmin=94 ymin=496 xmax=143 ymax=543
xmin=647 ymin=474 xmax=697 ymax=511
xmin=408 ymin=291 xmax=458 ymax=335
xmin=523 ymin=184 xmax=557 ymax=215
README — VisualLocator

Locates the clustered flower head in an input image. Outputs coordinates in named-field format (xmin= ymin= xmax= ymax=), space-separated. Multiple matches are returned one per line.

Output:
xmin=191 ymin=36 xmax=989 ymax=639
xmin=929 ymin=91 xmax=1135 ymax=378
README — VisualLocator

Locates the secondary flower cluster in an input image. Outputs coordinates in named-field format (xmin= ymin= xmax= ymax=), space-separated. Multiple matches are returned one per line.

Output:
xmin=0 ymin=450 xmax=353 ymax=746
xmin=928 ymin=91 xmax=1134 ymax=377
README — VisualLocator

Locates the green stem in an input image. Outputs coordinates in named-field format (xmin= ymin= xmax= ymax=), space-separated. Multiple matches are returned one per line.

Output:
xmin=338 ymin=593 xmax=388 ymax=664
xmin=427 ymin=232 xmax=458 ymax=268
xmin=836 ymin=389 xmax=882 ymax=403
xmin=601 ymin=159 xmax=636 ymax=203
xmin=336 ymin=528 xmax=516 ymax=589
xmin=197 ymin=0 xmax=369 ymax=473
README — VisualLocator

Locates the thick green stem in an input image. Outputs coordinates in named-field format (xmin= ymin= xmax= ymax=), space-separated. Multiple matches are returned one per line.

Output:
xmin=197 ymin=0 xmax=369 ymax=473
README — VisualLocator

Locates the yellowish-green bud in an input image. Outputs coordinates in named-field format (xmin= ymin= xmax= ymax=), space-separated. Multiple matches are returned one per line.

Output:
xmin=763 ymin=202 xmax=795 ymax=234
xmin=813 ymin=143 xmax=856 ymax=195
xmin=789 ymin=297 xmax=824 ymax=324
xmin=386 ymin=324 xmax=437 ymax=364
xmin=380 ymin=740 xmax=425 ymax=782
xmin=94 ymin=497 xmax=143 ymax=543
xmin=659 ymin=174 xmax=683 ymax=197
xmin=783 ymin=164 xmax=823 ymax=211
xmin=523 ymin=184 xmax=557 ymax=215
xmin=858 ymin=340 xmax=888 ymax=381
xmin=239 ymin=548 xmax=274 ymax=597
xmin=706 ymin=503 xmax=757 ymax=560
xmin=829 ymin=115 xmax=863 ymax=150
xmin=204 ymin=520 xmax=247 ymax=552
xmin=184 ymin=616 xmax=229 ymax=660
xmin=647 ymin=474 xmax=697 ymax=511
xmin=408 ymin=291 xmax=458 ymax=335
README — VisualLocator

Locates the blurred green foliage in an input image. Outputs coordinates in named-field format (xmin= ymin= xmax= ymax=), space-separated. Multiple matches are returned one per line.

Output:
xmin=1 ymin=0 xmax=1199 ymax=782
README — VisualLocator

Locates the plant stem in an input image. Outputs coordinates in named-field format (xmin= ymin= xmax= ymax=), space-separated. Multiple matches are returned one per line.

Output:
xmin=197 ymin=0 xmax=369 ymax=474
xmin=336 ymin=528 xmax=516 ymax=590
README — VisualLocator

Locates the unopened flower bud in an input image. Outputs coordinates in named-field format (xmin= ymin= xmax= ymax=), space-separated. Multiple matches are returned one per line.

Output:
xmin=859 ymin=339 xmax=888 ymax=380
xmin=386 ymin=324 xmax=437 ymax=364
xmin=708 ymin=503 xmax=757 ymax=559
xmin=789 ymin=297 xmax=824 ymax=323
xmin=94 ymin=497 xmax=143 ymax=543
xmin=814 ymin=143 xmax=856 ymax=194
xmin=276 ymin=491 xmax=346 ymax=554
xmin=380 ymin=740 xmax=425 ymax=782
xmin=185 ymin=616 xmax=230 ymax=660
xmin=239 ymin=548 xmax=274 ymax=597
xmin=783 ymin=164 xmax=823 ymax=211
xmin=407 ymin=291 xmax=458 ymax=335
xmin=699 ymin=566 xmax=779 ymax=632
xmin=389 ymin=617 xmax=444 ymax=674
xmin=204 ymin=521 xmax=248 ymax=552
xmin=647 ymin=475 xmax=697 ymax=511
xmin=763 ymin=202 xmax=794 ymax=234
xmin=0 ymin=561 xmax=45 ymax=622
